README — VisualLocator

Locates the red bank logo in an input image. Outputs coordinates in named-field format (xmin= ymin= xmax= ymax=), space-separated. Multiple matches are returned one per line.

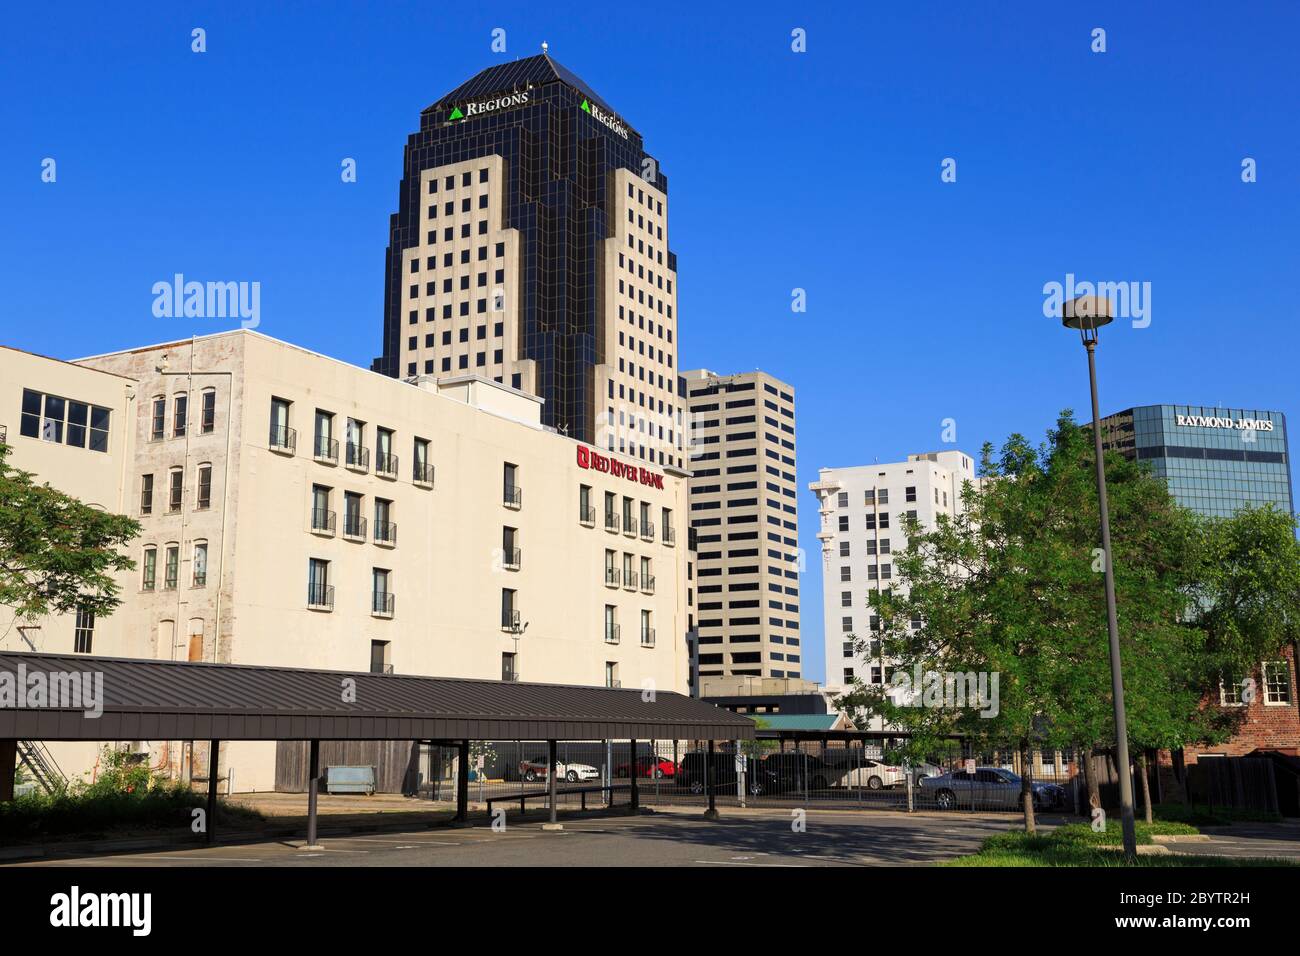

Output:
xmin=577 ymin=446 xmax=664 ymax=489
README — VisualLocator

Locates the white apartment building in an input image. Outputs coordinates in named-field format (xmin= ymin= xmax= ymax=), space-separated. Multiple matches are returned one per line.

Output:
xmin=682 ymin=369 xmax=801 ymax=679
xmin=1 ymin=331 xmax=690 ymax=791
xmin=809 ymin=450 xmax=979 ymax=702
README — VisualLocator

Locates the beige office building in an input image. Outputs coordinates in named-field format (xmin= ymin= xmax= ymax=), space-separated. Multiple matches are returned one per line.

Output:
xmin=1 ymin=331 xmax=690 ymax=791
xmin=681 ymin=369 xmax=801 ymax=679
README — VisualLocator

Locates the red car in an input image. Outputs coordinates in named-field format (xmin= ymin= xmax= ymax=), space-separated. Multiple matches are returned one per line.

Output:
xmin=615 ymin=755 xmax=677 ymax=779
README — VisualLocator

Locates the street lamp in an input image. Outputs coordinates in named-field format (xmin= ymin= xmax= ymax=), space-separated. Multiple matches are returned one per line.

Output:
xmin=1062 ymin=294 xmax=1138 ymax=858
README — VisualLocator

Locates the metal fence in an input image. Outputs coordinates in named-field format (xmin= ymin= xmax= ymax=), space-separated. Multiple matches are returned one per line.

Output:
xmin=407 ymin=739 xmax=1084 ymax=816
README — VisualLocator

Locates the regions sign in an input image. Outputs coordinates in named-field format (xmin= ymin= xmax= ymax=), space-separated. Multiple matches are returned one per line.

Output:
xmin=577 ymin=445 xmax=664 ymax=488
xmin=447 ymin=90 xmax=530 ymax=122
xmin=1175 ymin=414 xmax=1274 ymax=432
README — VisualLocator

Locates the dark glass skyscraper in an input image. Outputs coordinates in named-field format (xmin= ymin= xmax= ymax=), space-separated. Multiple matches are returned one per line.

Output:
xmin=1098 ymin=404 xmax=1292 ymax=518
xmin=373 ymin=52 xmax=683 ymax=462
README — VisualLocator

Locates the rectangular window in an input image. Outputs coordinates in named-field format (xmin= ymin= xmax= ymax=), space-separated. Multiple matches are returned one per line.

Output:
xmin=151 ymin=396 xmax=166 ymax=441
xmin=201 ymin=390 xmax=216 ymax=433
xmin=371 ymin=640 xmax=391 ymax=675
xmin=164 ymin=545 xmax=179 ymax=590
xmin=270 ymin=397 xmax=293 ymax=450
xmin=140 ymin=474 xmax=154 ymax=515
xmin=314 ymin=409 xmax=336 ymax=460
xmin=168 ymin=469 xmax=183 ymax=513
xmin=142 ymin=548 xmax=157 ymax=590
xmin=192 ymin=542 xmax=208 ymax=587
xmin=413 ymin=437 xmax=432 ymax=483
xmin=173 ymin=394 xmax=187 ymax=437
xmin=501 ymin=588 xmax=518 ymax=630
xmin=196 ymin=464 xmax=212 ymax=509
xmin=308 ymin=558 xmax=331 ymax=608
xmin=503 ymin=462 xmax=520 ymax=506
xmin=73 ymin=606 xmax=94 ymax=653
xmin=1264 ymin=661 xmax=1292 ymax=704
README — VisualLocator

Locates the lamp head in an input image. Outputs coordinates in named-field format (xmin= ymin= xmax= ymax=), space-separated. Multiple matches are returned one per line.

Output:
xmin=1061 ymin=295 xmax=1114 ymax=331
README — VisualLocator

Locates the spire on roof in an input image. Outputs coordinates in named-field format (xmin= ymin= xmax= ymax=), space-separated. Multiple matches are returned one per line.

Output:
xmin=541 ymin=41 xmax=548 ymax=53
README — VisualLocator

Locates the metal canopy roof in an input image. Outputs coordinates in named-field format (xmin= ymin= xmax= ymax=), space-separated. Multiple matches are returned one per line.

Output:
xmin=0 ymin=653 xmax=755 ymax=742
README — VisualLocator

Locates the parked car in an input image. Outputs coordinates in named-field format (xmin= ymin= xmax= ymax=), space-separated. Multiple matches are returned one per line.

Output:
xmin=757 ymin=753 xmax=837 ymax=793
xmin=519 ymin=757 xmax=600 ymax=783
xmin=905 ymin=761 xmax=944 ymax=788
xmin=615 ymin=755 xmax=677 ymax=778
xmin=919 ymin=767 xmax=1067 ymax=811
xmin=678 ymin=751 xmax=763 ymax=795
xmin=837 ymin=758 xmax=907 ymax=790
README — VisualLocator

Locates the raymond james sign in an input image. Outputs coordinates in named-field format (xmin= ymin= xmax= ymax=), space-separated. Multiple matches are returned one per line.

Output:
xmin=1175 ymin=414 xmax=1274 ymax=431
xmin=577 ymin=445 xmax=664 ymax=488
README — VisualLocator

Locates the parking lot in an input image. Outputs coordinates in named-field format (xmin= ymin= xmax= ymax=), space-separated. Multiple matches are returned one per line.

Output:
xmin=8 ymin=808 xmax=1045 ymax=868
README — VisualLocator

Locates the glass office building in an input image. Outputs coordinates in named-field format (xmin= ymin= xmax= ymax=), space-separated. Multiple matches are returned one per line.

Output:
xmin=372 ymin=53 xmax=681 ymax=455
xmin=1097 ymin=404 xmax=1293 ymax=518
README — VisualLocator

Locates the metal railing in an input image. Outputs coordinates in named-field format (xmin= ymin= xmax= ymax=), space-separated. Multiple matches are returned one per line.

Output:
xmin=343 ymin=514 xmax=367 ymax=539
xmin=503 ymin=485 xmax=522 ymax=508
xmin=311 ymin=508 xmax=336 ymax=534
xmin=605 ymin=623 xmax=621 ymax=644
xmin=641 ymin=521 xmax=655 ymax=542
xmin=604 ymin=512 xmax=620 ymax=532
xmin=314 ymin=435 xmax=339 ymax=463
xmin=664 ymin=525 xmax=676 ymax=545
xmin=374 ymin=520 xmax=398 ymax=545
xmin=346 ymin=442 xmax=370 ymax=470
xmin=623 ymin=516 xmax=638 ymax=536
xmin=641 ymin=627 xmax=656 ymax=647
xmin=502 ymin=547 xmax=521 ymax=570
xmin=623 ymin=571 xmax=639 ymax=589
xmin=307 ymin=583 xmax=334 ymax=609
xmin=269 ymin=425 xmax=296 ymax=453
xmin=372 ymin=591 xmax=395 ymax=617
xmin=413 ymin=461 xmax=435 ymax=486
xmin=501 ymin=609 xmax=521 ymax=633
xmin=375 ymin=452 xmax=399 ymax=477
xmin=579 ymin=505 xmax=596 ymax=526
xmin=604 ymin=567 xmax=620 ymax=587
xmin=642 ymin=574 xmax=656 ymax=594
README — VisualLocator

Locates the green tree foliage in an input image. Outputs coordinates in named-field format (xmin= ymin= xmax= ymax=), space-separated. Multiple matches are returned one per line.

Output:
xmin=0 ymin=442 xmax=139 ymax=622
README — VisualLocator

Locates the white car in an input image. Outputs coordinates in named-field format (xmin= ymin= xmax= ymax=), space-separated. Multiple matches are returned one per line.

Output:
xmin=520 ymin=757 xmax=600 ymax=783
xmin=838 ymin=758 xmax=907 ymax=790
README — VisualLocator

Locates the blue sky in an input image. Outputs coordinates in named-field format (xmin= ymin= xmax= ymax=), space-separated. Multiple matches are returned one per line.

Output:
xmin=3 ymin=2 xmax=1297 ymax=684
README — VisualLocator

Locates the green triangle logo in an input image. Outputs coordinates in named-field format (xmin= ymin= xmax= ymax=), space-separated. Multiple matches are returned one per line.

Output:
xmin=448 ymin=106 xmax=464 ymax=121
xmin=580 ymin=99 xmax=590 ymax=113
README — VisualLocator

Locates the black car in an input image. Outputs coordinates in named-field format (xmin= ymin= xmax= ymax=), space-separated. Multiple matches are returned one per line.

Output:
xmin=677 ymin=751 xmax=763 ymax=795
xmin=757 ymin=753 xmax=836 ymax=793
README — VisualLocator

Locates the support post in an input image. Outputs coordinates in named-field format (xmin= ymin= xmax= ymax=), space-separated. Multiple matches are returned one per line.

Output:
xmin=0 ymin=739 xmax=17 ymax=803
xmin=455 ymin=739 xmax=469 ymax=824
xmin=703 ymin=739 xmax=719 ymax=819
xmin=543 ymin=738 xmax=562 ymax=831
xmin=304 ymin=739 xmax=322 ymax=849
xmin=205 ymin=740 xmax=220 ymax=845
xmin=629 ymin=738 xmax=639 ymax=815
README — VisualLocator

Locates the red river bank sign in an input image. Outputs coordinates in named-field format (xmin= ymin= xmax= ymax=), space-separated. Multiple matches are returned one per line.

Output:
xmin=577 ymin=446 xmax=665 ymax=489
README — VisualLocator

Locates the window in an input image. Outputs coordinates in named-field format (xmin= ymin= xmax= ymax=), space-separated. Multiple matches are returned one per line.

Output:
xmin=372 ymin=568 xmax=393 ymax=615
xmin=905 ymin=485 xmax=917 ymax=503
xmin=173 ymin=394 xmax=187 ymax=437
xmin=308 ymin=558 xmax=332 ymax=608
xmin=142 ymin=547 xmax=157 ymax=590
xmin=73 ymin=606 xmax=94 ymax=653
xmin=20 ymin=389 xmax=110 ymax=451
xmin=502 ymin=526 xmax=519 ymax=568
xmin=374 ymin=498 xmax=395 ymax=545
xmin=201 ymin=389 xmax=216 ymax=433
xmin=501 ymin=588 xmax=518 ymax=631
xmin=314 ymin=409 xmax=337 ymax=461
xmin=1264 ymin=661 xmax=1292 ymax=704
xmin=196 ymin=464 xmax=212 ymax=509
xmin=168 ymin=468 xmax=183 ymax=513
xmin=140 ymin=474 xmax=154 ymax=515
xmin=837 ymin=491 xmax=848 ymax=508
xmin=192 ymin=541 xmax=208 ymax=587
xmin=501 ymin=652 xmax=517 ymax=682
xmin=344 ymin=492 xmax=364 ymax=537
xmin=371 ymin=640 xmax=391 ymax=674
xmin=605 ymin=660 xmax=619 ymax=688
xmin=579 ymin=484 xmax=594 ymax=524
xmin=311 ymin=484 xmax=333 ymax=533
xmin=605 ymin=605 xmax=619 ymax=644
xmin=267 ymin=397 xmax=295 ymax=451
xmin=413 ymin=437 xmax=433 ymax=484
xmin=164 ymin=545 xmax=179 ymax=590
xmin=641 ymin=609 xmax=654 ymax=646
xmin=149 ymin=396 xmax=166 ymax=441
xmin=346 ymin=418 xmax=367 ymax=467
xmin=376 ymin=427 xmax=397 ymax=475
xmin=503 ymin=462 xmax=520 ymax=507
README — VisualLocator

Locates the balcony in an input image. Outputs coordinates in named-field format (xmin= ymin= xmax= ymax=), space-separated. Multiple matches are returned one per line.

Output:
xmin=641 ymin=574 xmax=656 ymax=595
xmin=269 ymin=425 xmax=296 ymax=455
xmin=501 ymin=609 xmax=521 ymax=634
xmin=663 ymin=526 xmax=676 ymax=546
xmin=641 ymin=627 xmax=656 ymax=648
xmin=310 ymin=508 xmax=337 ymax=536
xmin=313 ymin=435 xmax=339 ymax=464
xmin=501 ymin=669 xmax=521 ymax=682
xmin=579 ymin=505 xmax=596 ymax=527
xmin=641 ymin=521 xmax=655 ymax=542
xmin=343 ymin=515 xmax=367 ymax=542
xmin=375 ymin=452 xmax=399 ymax=479
xmin=604 ymin=567 xmax=621 ymax=588
xmin=502 ymin=548 xmax=521 ymax=571
xmin=374 ymin=520 xmax=398 ymax=547
xmin=503 ymin=485 xmax=522 ymax=509
xmin=606 ymin=679 xmax=622 ymax=688
xmin=623 ymin=516 xmax=638 ymax=538
xmin=605 ymin=623 xmax=621 ymax=645
xmin=345 ymin=442 xmax=370 ymax=472
xmin=413 ymin=461 xmax=435 ymax=487
xmin=371 ymin=591 xmax=395 ymax=618
xmin=604 ymin=512 xmax=620 ymax=533
xmin=307 ymin=583 xmax=334 ymax=611
xmin=623 ymin=571 xmax=639 ymax=591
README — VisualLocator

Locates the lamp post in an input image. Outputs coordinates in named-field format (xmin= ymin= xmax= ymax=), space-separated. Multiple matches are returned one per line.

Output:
xmin=1062 ymin=294 xmax=1137 ymax=858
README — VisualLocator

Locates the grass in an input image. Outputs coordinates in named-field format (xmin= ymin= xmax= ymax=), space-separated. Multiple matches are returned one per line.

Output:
xmin=0 ymin=784 xmax=264 ymax=844
xmin=944 ymin=819 xmax=1296 ymax=867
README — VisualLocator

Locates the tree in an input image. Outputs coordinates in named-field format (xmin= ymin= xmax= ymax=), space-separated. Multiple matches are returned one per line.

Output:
xmin=0 ymin=442 xmax=139 ymax=626
xmin=837 ymin=412 xmax=1297 ymax=833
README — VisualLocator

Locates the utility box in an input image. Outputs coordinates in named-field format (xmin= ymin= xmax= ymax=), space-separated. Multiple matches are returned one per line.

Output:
xmin=326 ymin=765 xmax=377 ymax=795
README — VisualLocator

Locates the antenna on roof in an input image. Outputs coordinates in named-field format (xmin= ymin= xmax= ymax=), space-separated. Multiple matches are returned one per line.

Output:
xmin=541 ymin=41 xmax=548 ymax=53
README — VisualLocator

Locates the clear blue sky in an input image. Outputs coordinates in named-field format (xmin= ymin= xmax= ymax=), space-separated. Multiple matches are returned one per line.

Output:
xmin=3 ymin=2 xmax=1297 ymax=685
